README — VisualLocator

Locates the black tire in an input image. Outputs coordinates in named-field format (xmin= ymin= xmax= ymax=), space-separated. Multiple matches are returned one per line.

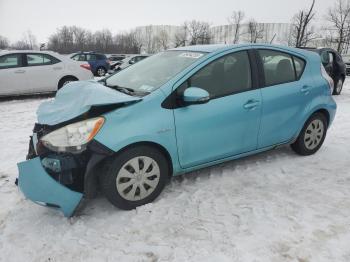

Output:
xmin=58 ymin=76 xmax=78 ymax=89
xmin=100 ymin=145 xmax=169 ymax=210
xmin=291 ymin=113 xmax=328 ymax=156
xmin=96 ymin=67 xmax=106 ymax=77
xmin=333 ymin=77 xmax=344 ymax=95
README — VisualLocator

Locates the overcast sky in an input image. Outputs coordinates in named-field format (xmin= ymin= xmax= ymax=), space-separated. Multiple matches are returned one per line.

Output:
xmin=0 ymin=0 xmax=330 ymax=43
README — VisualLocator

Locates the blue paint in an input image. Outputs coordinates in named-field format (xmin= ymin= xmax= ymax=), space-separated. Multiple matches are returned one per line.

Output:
xmin=18 ymin=157 xmax=83 ymax=217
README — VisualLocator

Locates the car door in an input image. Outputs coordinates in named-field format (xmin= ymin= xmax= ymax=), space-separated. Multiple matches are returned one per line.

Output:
xmin=256 ymin=49 xmax=310 ymax=148
xmin=0 ymin=53 xmax=28 ymax=96
xmin=24 ymin=53 xmax=63 ymax=92
xmin=173 ymin=50 xmax=262 ymax=168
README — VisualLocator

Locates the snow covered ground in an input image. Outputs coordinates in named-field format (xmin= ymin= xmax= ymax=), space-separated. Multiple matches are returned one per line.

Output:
xmin=0 ymin=82 xmax=350 ymax=262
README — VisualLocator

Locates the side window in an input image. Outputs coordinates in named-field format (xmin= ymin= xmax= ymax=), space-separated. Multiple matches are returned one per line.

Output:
xmin=258 ymin=50 xmax=295 ymax=86
xmin=43 ymin=54 xmax=61 ymax=65
xmin=26 ymin=54 xmax=57 ymax=66
xmin=178 ymin=51 xmax=252 ymax=98
xmin=321 ymin=51 xmax=329 ymax=65
xmin=72 ymin=54 xmax=86 ymax=61
xmin=86 ymin=54 xmax=97 ymax=61
xmin=0 ymin=54 xmax=22 ymax=69
xmin=293 ymin=56 xmax=305 ymax=79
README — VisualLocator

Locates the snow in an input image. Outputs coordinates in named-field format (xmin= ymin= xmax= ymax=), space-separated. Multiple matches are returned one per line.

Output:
xmin=1 ymin=83 xmax=350 ymax=262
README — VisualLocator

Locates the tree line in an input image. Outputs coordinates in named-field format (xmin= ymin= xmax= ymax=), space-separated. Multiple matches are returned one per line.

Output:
xmin=1 ymin=0 xmax=350 ymax=54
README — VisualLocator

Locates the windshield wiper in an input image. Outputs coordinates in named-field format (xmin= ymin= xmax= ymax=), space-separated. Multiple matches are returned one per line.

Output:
xmin=106 ymin=84 xmax=150 ymax=96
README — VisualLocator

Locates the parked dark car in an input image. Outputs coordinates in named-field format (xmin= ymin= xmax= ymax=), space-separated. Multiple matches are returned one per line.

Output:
xmin=71 ymin=52 xmax=110 ymax=76
xmin=108 ymin=54 xmax=126 ymax=70
xmin=114 ymin=55 xmax=149 ymax=71
xmin=303 ymin=47 xmax=345 ymax=95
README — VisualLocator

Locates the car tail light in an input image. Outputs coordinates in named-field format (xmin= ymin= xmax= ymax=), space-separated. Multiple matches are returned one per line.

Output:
xmin=321 ymin=65 xmax=334 ymax=94
xmin=80 ymin=64 xmax=91 ymax=71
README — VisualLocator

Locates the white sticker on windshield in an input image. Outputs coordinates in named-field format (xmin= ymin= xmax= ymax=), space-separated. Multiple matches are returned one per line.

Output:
xmin=139 ymin=85 xmax=154 ymax=92
xmin=179 ymin=52 xmax=203 ymax=59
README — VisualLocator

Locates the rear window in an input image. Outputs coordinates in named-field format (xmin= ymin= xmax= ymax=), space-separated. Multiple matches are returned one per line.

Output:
xmin=95 ymin=54 xmax=106 ymax=60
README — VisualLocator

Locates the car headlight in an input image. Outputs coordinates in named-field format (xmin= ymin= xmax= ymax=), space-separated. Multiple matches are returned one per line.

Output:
xmin=41 ymin=117 xmax=105 ymax=153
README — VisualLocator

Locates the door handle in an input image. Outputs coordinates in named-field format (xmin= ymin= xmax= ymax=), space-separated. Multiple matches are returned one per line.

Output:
xmin=14 ymin=70 xmax=25 ymax=74
xmin=300 ymin=85 xmax=310 ymax=95
xmin=53 ymin=67 xmax=63 ymax=70
xmin=243 ymin=99 xmax=260 ymax=110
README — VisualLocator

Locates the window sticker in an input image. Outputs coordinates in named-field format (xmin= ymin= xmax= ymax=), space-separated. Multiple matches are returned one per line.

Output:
xmin=179 ymin=52 xmax=204 ymax=59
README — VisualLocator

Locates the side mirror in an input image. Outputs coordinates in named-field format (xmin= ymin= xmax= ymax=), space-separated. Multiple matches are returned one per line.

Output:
xmin=182 ymin=87 xmax=210 ymax=105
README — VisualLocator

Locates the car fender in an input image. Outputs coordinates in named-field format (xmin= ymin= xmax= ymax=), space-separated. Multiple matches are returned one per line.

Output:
xmin=94 ymin=90 xmax=181 ymax=175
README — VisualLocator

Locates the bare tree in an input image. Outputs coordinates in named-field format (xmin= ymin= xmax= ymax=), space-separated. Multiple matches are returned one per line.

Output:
xmin=156 ymin=29 xmax=170 ymax=50
xmin=290 ymin=0 xmax=316 ymax=47
xmin=11 ymin=40 xmax=31 ymax=50
xmin=174 ymin=24 xmax=188 ymax=47
xmin=246 ymin=19 xmax=265 ymax=43
xmin=228 ymin=11 xmax=245 ymax=44
xmin=186 ymin=20 xmax=212 ymax=45
xmin=0 ymin=35 xmax=9 ymax=49
xmin=327 ymin=0 xmax=350 ymax=53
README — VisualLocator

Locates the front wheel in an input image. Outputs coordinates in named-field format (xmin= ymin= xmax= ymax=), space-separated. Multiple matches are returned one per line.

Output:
xmin=291 ymin=113 xmax=328 ymax=156
xmin=100 ymin=146 xmax=169 ymax=210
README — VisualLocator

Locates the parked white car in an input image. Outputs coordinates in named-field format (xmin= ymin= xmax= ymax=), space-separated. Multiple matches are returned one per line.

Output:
xmin=0 ymin=50 xmax=93 ymax=96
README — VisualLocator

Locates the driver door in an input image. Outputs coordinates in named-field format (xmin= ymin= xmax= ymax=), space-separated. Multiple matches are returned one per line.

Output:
xmin=173 ymin=50 xmax=262 ymax=168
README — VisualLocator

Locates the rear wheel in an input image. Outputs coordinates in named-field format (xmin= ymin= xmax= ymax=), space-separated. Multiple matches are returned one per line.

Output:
xmin=96 ymin=67 xmax=106 ymax=77
xmin=58 ymin=76 xmax=78 ymax=89
xmin=291 ymin=113 xmax=328 ymax=156
xmin=333 ymin=77 xmax=343 ymax=95
xmin=100 ymin=146 xmax=169 ymax=210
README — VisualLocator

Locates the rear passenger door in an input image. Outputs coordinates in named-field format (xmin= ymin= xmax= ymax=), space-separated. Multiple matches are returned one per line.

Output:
xmin=256 ymin=49 xmax=310 ymax=148
xmin=0 ymin=53 xmax=27 ymax=95
xmin=25 ymin=53 xmax=62 ymax=92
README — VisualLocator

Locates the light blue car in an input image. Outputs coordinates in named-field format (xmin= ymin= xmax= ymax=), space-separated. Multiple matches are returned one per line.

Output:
xmin=17 ymin=44 xmax=337 ymax=217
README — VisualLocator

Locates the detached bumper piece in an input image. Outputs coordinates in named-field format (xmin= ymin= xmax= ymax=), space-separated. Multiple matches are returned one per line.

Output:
xmin=18 ymin=157 xmax=83 ymax=217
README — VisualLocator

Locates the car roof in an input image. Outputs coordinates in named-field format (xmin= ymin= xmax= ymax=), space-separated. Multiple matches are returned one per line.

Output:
xmin=171 ymin=44 xmax=314 ymax=57
xmin=0 ymin=50 xmax=58 ymax=54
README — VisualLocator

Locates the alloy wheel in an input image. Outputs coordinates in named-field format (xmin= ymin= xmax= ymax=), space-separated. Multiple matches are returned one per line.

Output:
xmin=97 ymin=68 xmax=105 ymax=76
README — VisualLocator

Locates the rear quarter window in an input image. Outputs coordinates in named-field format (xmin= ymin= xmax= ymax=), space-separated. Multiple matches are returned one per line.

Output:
xmin=258 ymin=49 xmax=306 ymax=86
xmin=293 ymin=56 xmax=306 ymax=79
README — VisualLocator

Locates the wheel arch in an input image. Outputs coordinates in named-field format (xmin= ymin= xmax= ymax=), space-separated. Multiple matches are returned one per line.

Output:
xmin=109 ymin=141 xmax=174 ymax=178
xmin=57 ymin=75 xmax=79 ymax=89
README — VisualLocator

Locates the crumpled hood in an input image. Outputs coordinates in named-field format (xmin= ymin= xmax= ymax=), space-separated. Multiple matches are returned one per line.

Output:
xmin=37 ymin=81 xmax=141 ymax=125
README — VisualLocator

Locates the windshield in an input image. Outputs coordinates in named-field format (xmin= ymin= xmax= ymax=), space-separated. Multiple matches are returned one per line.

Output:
xmin=105 ymin=50 xmax=206 ymax=93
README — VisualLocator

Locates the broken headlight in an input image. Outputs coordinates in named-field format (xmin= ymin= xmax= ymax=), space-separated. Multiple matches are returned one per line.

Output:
xmin=41 ymin=117 xmax=105 ymax=153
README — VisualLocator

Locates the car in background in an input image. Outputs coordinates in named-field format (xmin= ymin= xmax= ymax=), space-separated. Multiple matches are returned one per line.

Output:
xmin=108 ymin=54 xmax=126 ymax=70
xmin=115 ymin=55 xmax=149 ymax=71
xmin=341 ymin=53 xmax=350 ymax=76
xmin=0 ymin=50 xmax=93 ymax=97
xmin=17 ymin=44 xmax=337 ymax=216
xmin=302 ymin=47 xmax=345 ymax=95
xmin=71 ymin=52 xmax=110 ymax=76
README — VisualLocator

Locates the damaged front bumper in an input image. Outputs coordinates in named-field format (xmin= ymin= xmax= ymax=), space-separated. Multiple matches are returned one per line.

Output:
xmin=17 ymin=157 xmax=83 ymax=217
xmin=17 ymin=128 xmax=114 ymax=217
